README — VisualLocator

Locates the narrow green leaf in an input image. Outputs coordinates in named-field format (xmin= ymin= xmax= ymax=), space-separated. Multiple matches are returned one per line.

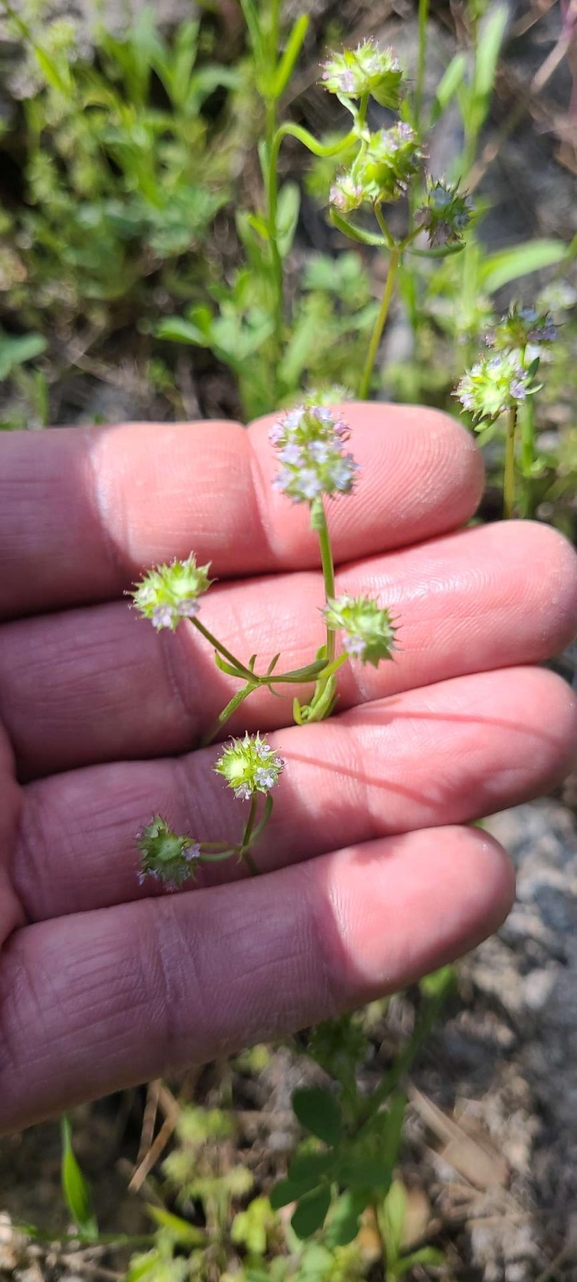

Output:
xmin=146 ymin=1205 xmax=205 ymax=1245
xmin=246 ymin=213 xmax=270 ymax=242
xmin=430 ymin=52 xmax=467 ymax=124
xmin=407 ymin=242 xmax=465 ymax=259
xmin=481 ymin=239 xmax=567 ymax=293
xmin=292 ymin=1088 xmax=342 ymax=1145
xmin=60 ymin=1116 xmax=98 ymax=1240
xmin=214 ymin=651 xmax=245 ymax=678
xmin=156 ymin=318 xmax=209 ymax=346
xmin=34 ymin=48 xmax=70 ymax=93
xmin=393 ymin=1247 xmax=445 ymax=1276
xmin=420 ymin=965 xmax=455 ymax=999
xmin=291 ymin=1185 xmax=331 ymax=1240
xmin=383 ymin=1179 xmax=407 ymax=1260
xmin=473 ymin=6 xmax=508 ymax=102
xmin=329 ymin=211 xmax=386 ymax=247
xmin=324 ymin=1190 xmax=368 ymax=1247
xmin=272 ymin=14 xmax=309 ymax=98
xmin=276 ymin=181 xmax=301 ymax=258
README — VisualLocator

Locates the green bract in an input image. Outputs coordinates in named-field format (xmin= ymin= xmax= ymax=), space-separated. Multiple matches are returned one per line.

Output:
xmin=214 ymin=733 xmax=285 ymax=801
xmin=487 ymin=304 xmax=557 ymax=353
xmin=130 ymin=555 xmax=212 ymax=630
xmin=455 ymin=352 xmax=536 ymax=423
xmin=320 ymin=41 xmax=404 ymax=108
xmin=137 ymin=816 xmax=200 ymax=888
xmin=416 ymin=180 xmax=474 ymax=248
xmin=323 ymin=594 xmax=397 ymax=667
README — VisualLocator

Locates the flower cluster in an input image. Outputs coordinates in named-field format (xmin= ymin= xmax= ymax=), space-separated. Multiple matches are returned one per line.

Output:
xmin=320 ymin=41 xmax=404 ymax=108
xmin=130 ymin=555 xmax=212 ymax=630
xmin=455 ymin=352 xmax=536 ymax=423
xmin=270 ymin=404 xmax=358 ymax=503
xmin=416 ymin=180 xmax=474 ymax=248
xmin=137 ymin=816 xmax=201 ymax=889
xmin=323 ymin=594 xmax=397 ymax=666
xmin=214 ymin=732 xmax=285 ymax=801
xmin=486 ymin=304 xmax=557 ymax=353
xmin=330 ymin=123 xmax=422 ymax=212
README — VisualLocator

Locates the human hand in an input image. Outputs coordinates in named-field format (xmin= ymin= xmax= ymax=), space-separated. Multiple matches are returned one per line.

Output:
xmin=0 ymin=403 xmax=576 ymax=1130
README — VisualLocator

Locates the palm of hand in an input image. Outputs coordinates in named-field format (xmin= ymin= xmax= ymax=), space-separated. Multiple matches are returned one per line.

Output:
xmin=0 ymin=403 xmax=575 ymax=1131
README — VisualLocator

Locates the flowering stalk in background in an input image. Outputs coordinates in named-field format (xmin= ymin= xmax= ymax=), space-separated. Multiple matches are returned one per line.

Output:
xmin=455 ymin=304 xmax=557 ymax=517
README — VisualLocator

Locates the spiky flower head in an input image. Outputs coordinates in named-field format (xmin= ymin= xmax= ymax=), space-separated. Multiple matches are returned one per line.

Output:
xmin=269 ymin=404 xmax=358 ymax=503
xmin=320 ymin=41 xmax=404 ymax=108
xmin=415 ymin=180 xmax=474 ymax=247
xmin=214 ymin=733 xmax=285 ymax=802
xmin=486 ymin=304 xmax=557 ymax=353
xmin=137 ymin=816 xmax=201 ymax=889
xmin=455 ymin=352 xmax=536 ymax=423
xmin=331 ymin=124 xmax=422 ymax=210
xmin=303 ymin=385 xmax=354 ymax=407
xmin=323 ymin=594 xmax=397 ymax=667
xmin=130 ymin=555 xmax=212 ymax=630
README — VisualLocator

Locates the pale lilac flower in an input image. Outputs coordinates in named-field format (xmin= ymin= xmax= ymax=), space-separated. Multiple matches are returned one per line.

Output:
xmin=344 ymin=634 xmax=366 ymax=658
xmin=255 ymin=767 xmax=276 ymax=789
xmin=308 ymin=440 xmax=331 ymax=463
xmin=177 ymin=599 xmax=200 ymax=618
xmin=280 ymin=442 xmax=304 ymax=465
xmin=152 ymin=605 xmax=176 ymax=629
xmin=268 ymin=405 xmax=359 ymax=504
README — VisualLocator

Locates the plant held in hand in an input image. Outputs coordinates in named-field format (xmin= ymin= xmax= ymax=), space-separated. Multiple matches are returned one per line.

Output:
xmin=129 ymin=403 xmax=398 ymax=884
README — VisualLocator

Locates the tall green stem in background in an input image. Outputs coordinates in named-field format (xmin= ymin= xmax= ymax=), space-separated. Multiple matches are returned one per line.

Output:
xmin=504 ymin=405 xmax=517 ymax=519
xmin=414 ymin=0 xmax=429 ymax=128
xmin=358 ymin=245 xmax=401 ymax=400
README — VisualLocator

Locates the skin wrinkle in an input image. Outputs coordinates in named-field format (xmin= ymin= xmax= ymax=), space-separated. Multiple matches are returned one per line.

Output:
xmin=145 ymin=895 xmax=209 ymax=1076
xmin=156 ymin=624 xmax=200 ymax=745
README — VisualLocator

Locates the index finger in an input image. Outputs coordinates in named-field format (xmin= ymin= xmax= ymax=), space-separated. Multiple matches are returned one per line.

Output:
xmin=0 ymin=403 xmax=482 ymax=619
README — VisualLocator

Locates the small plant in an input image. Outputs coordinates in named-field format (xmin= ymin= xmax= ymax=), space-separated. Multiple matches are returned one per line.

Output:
xmin=131 ymin=400 xmax=396 ymax=885
xmin=455 ymin=302 xmax=558 ymax=517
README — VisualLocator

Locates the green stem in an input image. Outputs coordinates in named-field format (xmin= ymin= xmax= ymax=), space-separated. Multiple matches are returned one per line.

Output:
xmin=293 ymin=497 xmax=342 ymax=724
xmin=265 ymin=98 xmax=283 ymax=376
xmin=414 ymin=0 xmax=429 ymax=129
xmin=356 ymin=971 xmax=453 ymax=1131
xmin=357 ymin=244 xmax=401 ymax=400
xmin=519 ymin=395 xmax=535 ymax=519
xmin=372 ymin=1200 xmax=389 ymax=1278
xmin=311 ymin=497 xmax=336 ymax=662
xmin=191 ymin=618 xmax=255 ymax=681
xmin=270 ymin=122 xmax=357 ymax=167
xmin=504 ymin=405 xmax=517 ymax=519
xmin=239 ymin=793 xmax=260 ymax=875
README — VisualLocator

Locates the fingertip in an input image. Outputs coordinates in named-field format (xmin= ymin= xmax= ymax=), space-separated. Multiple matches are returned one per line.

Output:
xmin=320 ymin=824 xmax=515 ymax=997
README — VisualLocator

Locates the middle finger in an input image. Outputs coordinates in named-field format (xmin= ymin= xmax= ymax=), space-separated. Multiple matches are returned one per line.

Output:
xmin=2 ymin=520 xmax=576 ymax=779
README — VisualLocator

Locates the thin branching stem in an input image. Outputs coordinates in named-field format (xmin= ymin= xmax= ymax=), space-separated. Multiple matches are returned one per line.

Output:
xmin=358 ymin=243 xmax=401 ymax=400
